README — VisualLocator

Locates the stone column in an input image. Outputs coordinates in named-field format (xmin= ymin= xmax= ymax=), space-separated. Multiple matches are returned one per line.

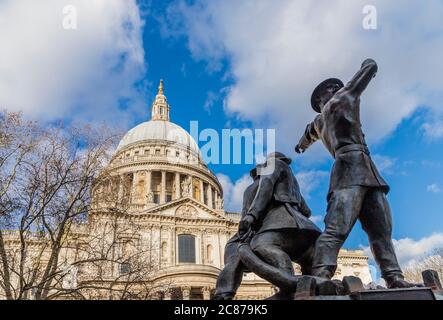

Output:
xmin=164 ymin=289 xmax=172 ymax=300
xmin=145 ymin=170 xmax=152 ymax=202
xmin=207 ymin=185 xmax=213 ymax=208
xmin=190 ymin=176 xmax=194 ymax=199
xmin=117 ymin=175 xmax=124 ymax=204
xmin=161 ymin=171 xmax=166 ymax=204
xmin=182 ymin=287 xmax=191 ymax=300
xmin=168 ymin=227 xmax=174 ymax=266
xmin=200 ymin=179 xmax=205 ymax=203
xmin=214 ymin=192 xmax=219 ymax=209
xmin=131 ymin=172 xmax=137 ymax=203
xmin=218 ymin=231 xmax=223 ymax=266
xmin=174 ymin=172 xmax=181 ymax=199
xmin=199 ymin=230 xmax=204 ymax=264
xmin=173 ymin=227 xmax=177 ymax=265
xmin=202 ymin=287 xmax=211 ymax=300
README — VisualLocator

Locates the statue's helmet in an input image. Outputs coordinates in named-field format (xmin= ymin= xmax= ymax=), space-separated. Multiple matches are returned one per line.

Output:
xmin=311 ymin=78 xmax=344 ymax=113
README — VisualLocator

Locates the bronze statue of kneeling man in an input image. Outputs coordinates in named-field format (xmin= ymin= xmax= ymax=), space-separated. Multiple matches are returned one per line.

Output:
xmin=214 ymin=152 xmax=324 ymax=300
xmin=212 ymin=167 xmax=260 ymax=300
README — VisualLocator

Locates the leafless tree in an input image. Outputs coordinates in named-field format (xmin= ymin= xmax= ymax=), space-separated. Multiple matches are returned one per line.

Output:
xmin=40 ymin=215 xmax=170 ymax=300
xmin=403 ymin=248 xmax=443 ymax=284
xmin=0 ymin=111 xmax=169 ymax=300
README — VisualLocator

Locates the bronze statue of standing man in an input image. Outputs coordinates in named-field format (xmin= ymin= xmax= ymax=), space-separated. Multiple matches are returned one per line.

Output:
xmin=295 ymin=59 xmax=415 ymax=288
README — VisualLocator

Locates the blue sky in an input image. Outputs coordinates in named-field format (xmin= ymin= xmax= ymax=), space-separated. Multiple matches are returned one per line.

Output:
xmin=1 ymin=0 xmax=442 ymax=275
xmin=138 ymin=1 xmax=443 ymax=250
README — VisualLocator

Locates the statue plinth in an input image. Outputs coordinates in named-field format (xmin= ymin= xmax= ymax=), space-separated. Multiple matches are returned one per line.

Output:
xmin=293 ymin=269 xmax=442 ymax=300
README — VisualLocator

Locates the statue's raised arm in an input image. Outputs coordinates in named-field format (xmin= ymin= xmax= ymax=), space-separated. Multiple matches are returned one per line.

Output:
xmin=345 ymin=58 xmax=378 ymax=97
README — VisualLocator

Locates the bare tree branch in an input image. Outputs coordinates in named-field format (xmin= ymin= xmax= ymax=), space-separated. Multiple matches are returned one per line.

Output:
xmin=0 ymin=111 xmax=169 ymax=300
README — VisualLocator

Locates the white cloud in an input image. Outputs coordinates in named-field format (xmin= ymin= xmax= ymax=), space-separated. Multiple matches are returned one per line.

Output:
xmin=310 ymin=214 xmax=325 ymax=231
xmin=167 ymin=0 xmax=443 ymax=156
xmin=363 ymin=233 xmax=443 ymax=269
xmin=295 ymin=170 xmax=328 ymax=199
xmin=427 ymin=184 xmax=441 ymax=193
xmin=203 ymin=91 xmax=218 ymax=114
xmin=310 ymin=215 xmax=324 ymax=224
xmin=372 ymin=154 xmax=396 ymax=174
xmin=421 ymin=160 xmax=443 ymax=168
xmin=217 ymin=173 xmax=252 ymax=212
xmin=422 ymin=120 xmax=443 ymax=139
xmin=0 ymin=0 xmax=146 ymax=126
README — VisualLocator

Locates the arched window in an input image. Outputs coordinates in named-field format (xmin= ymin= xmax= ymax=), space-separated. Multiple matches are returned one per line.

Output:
xmin=178 ymin=234 xmax=196 ymax=263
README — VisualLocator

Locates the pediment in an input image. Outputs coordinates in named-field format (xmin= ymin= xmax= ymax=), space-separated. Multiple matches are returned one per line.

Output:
xmin=142 ymin=197 xmax=229 ymax=221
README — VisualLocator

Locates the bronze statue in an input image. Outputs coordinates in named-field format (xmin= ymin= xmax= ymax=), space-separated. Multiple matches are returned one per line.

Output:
xmin=295 ymin=59 xmax=416 ymax=288
xmin=214 ymin=152 xmax=323 ymax=300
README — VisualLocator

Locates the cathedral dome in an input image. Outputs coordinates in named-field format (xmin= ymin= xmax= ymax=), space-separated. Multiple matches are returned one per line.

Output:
xmin=102 ymin=80 xmax=223 ymax=214
xmin=116 ymin=120 xmax=199 ymax=153
xmin=115 ymin=79 xmax=199 ymax=154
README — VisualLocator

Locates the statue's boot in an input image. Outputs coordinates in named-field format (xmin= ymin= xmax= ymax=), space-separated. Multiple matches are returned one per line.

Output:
xmin=312 ymin=265 xmax=335 ymax=279
xmin=386 ymin=277 xmax=423 ymax=289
